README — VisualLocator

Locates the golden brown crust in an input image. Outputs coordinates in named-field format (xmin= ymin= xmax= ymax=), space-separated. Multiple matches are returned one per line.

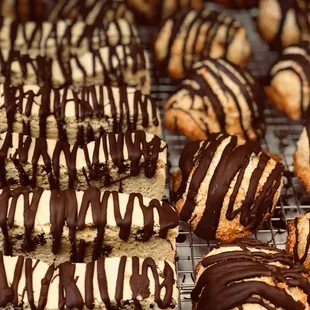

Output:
xmin=286 ymin=220 xmax=296 ymax=257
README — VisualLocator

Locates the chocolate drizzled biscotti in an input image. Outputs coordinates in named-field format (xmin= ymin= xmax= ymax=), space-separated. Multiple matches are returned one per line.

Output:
xmin=192 ymin=238 xmax=310 ymax=310
xmin=286 ymin=213 xmax=310 ymax=269
xmin=125 ymin=0 xmax=203 ymax=24
xmin=164 ymin=58 xmax=265 ymax=141
xmin=0 ymin=17 xmax=139 ymax=58
xmin=265 ymin=41 xmax=310 ymax=120
xmin=294 ymin=126 xmax=310 ymax=192
xmin=0 ymin=46 xmax=150 ymax=93
xmin=171 ymin=133 xmax=284 ymax=241
xmin=0 ymin=131 xmax=167 ymax=199
xmin=0 ymin=186 xmax=178 ymax=264
xmin=258 ymin=0 xmax=310 ymax=50
xmin=0 ymin=84 xmax=160 ymax=144
xmin=154 ymin=8 xmax=252 ymax=79
xmin=0 ymin=253 xmax=178 ymax=309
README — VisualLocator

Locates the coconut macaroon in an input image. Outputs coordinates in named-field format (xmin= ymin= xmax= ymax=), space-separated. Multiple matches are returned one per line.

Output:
xmin=265 ymin=41 xmax=310 ymax=120
xmin=0 ymin=84 xmax=161 ymax=144
xmin=154 ymin=7 xmax=252 ymax=79
xmin=164 ymin=58 xmax=265 ymax=142
xmin=125 ymin=0 xmax=203 ymax=24
xmin=192 ymin=238 xmax=310 ymax=310
xmin=171 ymin=133 xmax=284 ymax=241
xmin=0 ymin=187 xmax=179 ymax=264
xmin=293 ymin=126 xmax=310 ymax=192
xmin=0 ymin=253 xmax=178 ymax=310
xmin=0 ymin=131 xmax=167 ymax=199
xmin=286 ymin=212 xmax=310 ymax=270
xmin=257 ymin=0 xmax=310 ymax=50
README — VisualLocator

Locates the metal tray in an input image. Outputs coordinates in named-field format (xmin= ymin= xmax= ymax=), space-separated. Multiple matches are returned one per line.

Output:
xmin=139 ymin=4 xmax=310 ymax=309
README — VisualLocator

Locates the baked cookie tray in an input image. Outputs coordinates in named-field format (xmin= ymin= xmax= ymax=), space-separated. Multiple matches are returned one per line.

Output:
xmin=139 ymin=3 xmax=309 ymax=310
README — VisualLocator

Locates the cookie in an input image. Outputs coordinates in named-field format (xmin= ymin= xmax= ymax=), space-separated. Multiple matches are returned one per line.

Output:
xmin=164 ymin=58 xmax=265 ymax=141
xmin=171 ymin=133 xmax=284 ymax=241
xmin=265 ymin=41 xmax=310 ymax=120
xmin=154 ymin=7 xmax=252 ymax=79
xmin=192 ymin=238 xmax=310 ymax=309
xmin=0 ymin=131 xmax=167 ymax=199
xmin=0 ymin=253 xmax=178 ymax=309
xmin=0 ymin=84 xmax=161 ymax=144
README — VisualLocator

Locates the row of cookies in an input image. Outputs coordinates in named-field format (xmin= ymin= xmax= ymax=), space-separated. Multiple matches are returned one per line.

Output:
xmin=0 ymin=1 xmax=181 ymax=309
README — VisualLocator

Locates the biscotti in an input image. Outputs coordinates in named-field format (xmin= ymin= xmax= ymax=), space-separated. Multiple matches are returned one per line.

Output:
xmin=0 ymin=253 xmax=178 ymax=309
xmin=294 ymin=127 xmax=310 ymax=192
xmin=0 ymin=186 xmax=179 ymax=264
xmin=171 ymin=133 xmax=284 ymax=241
xmin=0 ymin=46 xmax=151 ymax=93
xmin=192 ymin=238 xmax=310 ymax=309
xmin=0 ymin=131 xmax=167 ymax=199
xmin=265 ymin=41 xmax=310 ymax=120
xmin=286 ymin=212 xmax=310 ymax=269
xmin=0 ymin=17 xmax=139 ymax=58
xmin=258 ymin=0 xmax=310 ymax=50
xmin=0 ymin=84 xmax=161 ymax=144
xmin=164 ymin=58 xmax=265 ymax=141
xmin=125 ymin=0 xmax=203 ymax=24
xmin=154 ymin=8 xmax=252 ymax=79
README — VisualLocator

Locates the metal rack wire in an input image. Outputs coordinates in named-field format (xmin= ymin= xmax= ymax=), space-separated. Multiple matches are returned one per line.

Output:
xmin=139 ymin=4 xmax=309 ymax=310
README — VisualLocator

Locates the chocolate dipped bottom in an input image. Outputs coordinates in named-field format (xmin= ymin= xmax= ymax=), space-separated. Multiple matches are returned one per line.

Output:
xmin=210 ymin=0 xmax=258 ymax=9
xmin=0 ymin=252 xmax=178 ymax=309
xmin=172 ymin=133 xmax=284 ymax=241
xmin=192 ymin=238 xmax=310 ymax=310
xmin=164 ymin=58 xmax=265 ymax=142
xmin=154 ymin=7 xmax=252 ymax=79
xmin=265 ymin=41 xmax=310 ymax=120
xmin=0 ymin=84 xmax=160 ymax=144
xmin=0 ymin=186 xmax=179 ymax=264
xmin=0 ymin=131 xmax=167 ymax=199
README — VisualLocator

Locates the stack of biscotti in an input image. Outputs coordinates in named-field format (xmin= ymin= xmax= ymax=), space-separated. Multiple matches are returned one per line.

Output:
xmin=0 ymin=84 xmax=161 ymax=144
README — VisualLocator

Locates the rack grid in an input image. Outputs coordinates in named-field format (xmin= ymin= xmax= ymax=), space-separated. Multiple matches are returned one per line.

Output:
xmin=139 ymin=4 xmax=309 ymax=309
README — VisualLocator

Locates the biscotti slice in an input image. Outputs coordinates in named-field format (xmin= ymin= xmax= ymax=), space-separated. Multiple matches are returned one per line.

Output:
xmin=0 ymin=186 xmax=178 ymax=264
xmin=0 ymin=131 xmax=167 ymax=199
xmin=164 ymin=58 xmax=265 ymax=141
xmin=154 ymin=7 xmax=252 ymax=79
xmin=0 ymin=253 xmax=178 ymax=310
xmin=265 ymin=41 xmax=310 ymax=120
xmin=192 ymin=238 xmax=310 ymax=309
xmin=171 ymin=132 xmax=284 ymax=241
xmin=0 ymin=84 xmax=161 ymax=144
xmin=0 ymin=45 xmax=150 ymax=93
xmin=0 ymin=17 xmax=139 ymax=58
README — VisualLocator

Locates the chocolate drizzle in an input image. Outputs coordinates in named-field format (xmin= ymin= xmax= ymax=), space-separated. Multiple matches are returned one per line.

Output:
xmin=192 ymin=238 xmax=310 ymax=310
xmin=0 ymin=253 xmax=176 ymax=309
xmin=173 ymin=133 xmax=284 ymax=240
xmin=0 ymin=186 xmax=179 ymax=262
xmin=0 ymin=130 xmax=165 ymax=189
xmin=1 ymin=84 xmax=159 ymax=143
xmin=166 ymin=58 xmax=265 ymax=141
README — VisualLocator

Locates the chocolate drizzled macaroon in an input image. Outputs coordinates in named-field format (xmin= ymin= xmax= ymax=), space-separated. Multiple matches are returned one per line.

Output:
xmin=125 ymin=0 xmax=203 ymax=24
xmin=154 ymin=8 xmax=252 ymax=79
xmin=0 ymin=253 xmax=178 ymax=309
xmin=171 ymin=133 xmax=284 ymax=241
xmin=265 ymin=41 xmax=310 ymax=120
xmin=293 ymin=126 xmax=310 ymax=192
xmin=0 ymin=84 xmax=160 ymax=144
xmin=0 ymin=46 xmax=150 ymax=93
xmin=0 ymin=186 xmax=179 ymax=264
xmin=209 ymin=0 xmax=258 ymax=9
xmin=258 ymin=0 xmax=310 ymax=50
xmin=164 ymin=58 xmax=265 ymax=141
xmin=192 ymin=238 xmax=310 ymax=310
xmin=0 ymin=131 xmax=167 ymax=199
xmin=286 ymin=213 xmax=310 ymax=269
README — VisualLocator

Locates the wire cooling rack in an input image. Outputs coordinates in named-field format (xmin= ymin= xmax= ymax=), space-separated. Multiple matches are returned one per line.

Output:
xmin=138 ymin=3 xmax=310 ymax=310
